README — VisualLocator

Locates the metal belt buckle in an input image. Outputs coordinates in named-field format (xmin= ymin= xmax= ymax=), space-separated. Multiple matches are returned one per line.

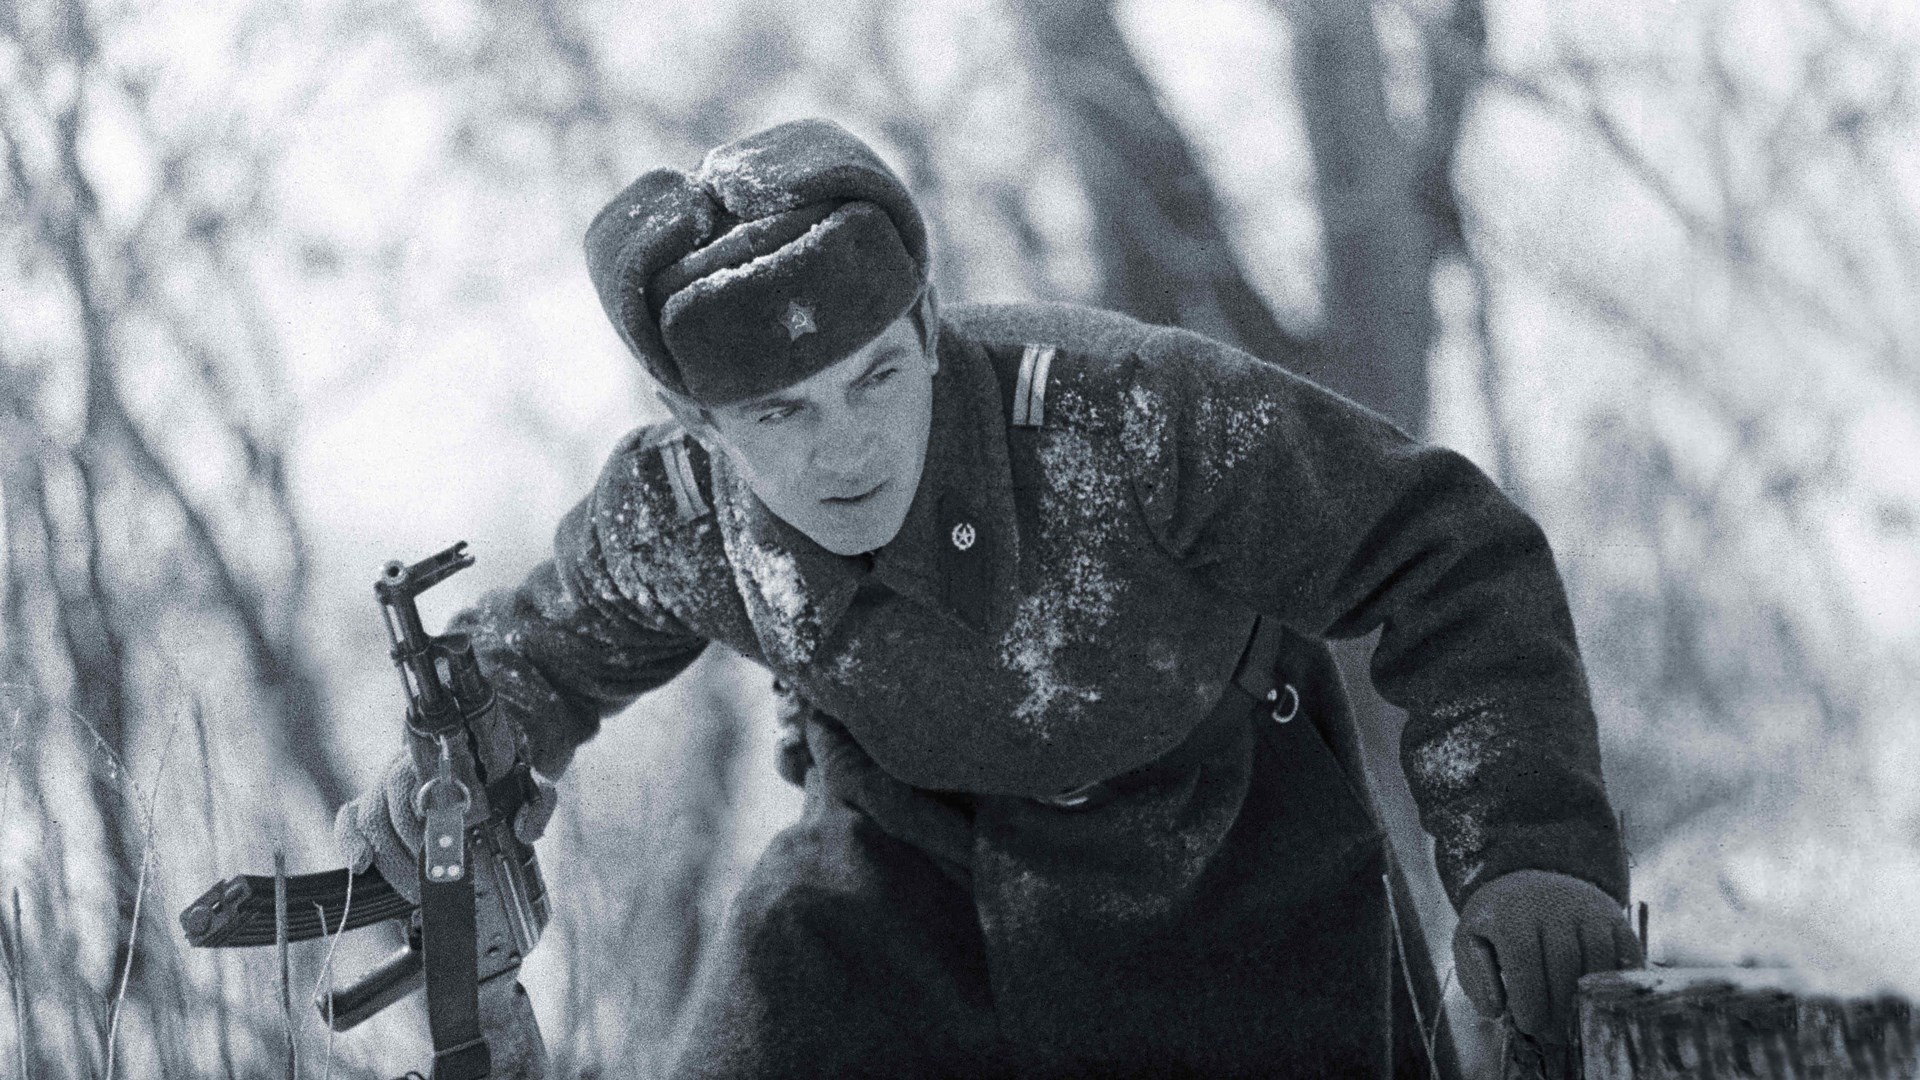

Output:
xmin=1266 ymin=683 xmax=1300 ymax=725
xmin=1035 ymin=779 xmax=1105 ymax=810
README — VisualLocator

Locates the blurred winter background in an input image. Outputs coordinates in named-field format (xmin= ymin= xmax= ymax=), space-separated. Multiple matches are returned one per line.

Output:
xmin=2 ymin=0 xmax=1917 ymax=1075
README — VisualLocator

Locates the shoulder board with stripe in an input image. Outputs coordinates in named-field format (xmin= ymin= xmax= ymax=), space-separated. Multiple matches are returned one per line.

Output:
xmin=1010 ymin=343 xmax=1057 ymax=428
xmin=657 ymin=434 xmax=711 ymax=522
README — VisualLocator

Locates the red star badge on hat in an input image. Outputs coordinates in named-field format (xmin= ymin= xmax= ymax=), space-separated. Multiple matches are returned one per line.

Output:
xmin=783 ymin=300 xmax=818 ymax=341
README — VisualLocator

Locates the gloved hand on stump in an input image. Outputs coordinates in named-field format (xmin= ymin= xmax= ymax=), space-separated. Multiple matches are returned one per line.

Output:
xmin=1453 ymin=868 xmax=1643 ymax=1064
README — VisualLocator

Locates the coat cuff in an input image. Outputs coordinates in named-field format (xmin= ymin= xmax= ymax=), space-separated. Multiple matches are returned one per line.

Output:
xmin=1439 ymin=813 xmax=1632 ymax=914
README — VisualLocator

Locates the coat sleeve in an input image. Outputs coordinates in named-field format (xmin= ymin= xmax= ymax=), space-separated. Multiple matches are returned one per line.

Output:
xmin=1123 ymin=325 xmax=1628 ymax=911
xmin=448 ymin=435 xmax=711 ymax=779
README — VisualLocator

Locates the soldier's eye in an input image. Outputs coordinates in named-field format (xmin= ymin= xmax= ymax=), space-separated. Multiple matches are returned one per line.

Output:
xmin=865 ymin=367 xmax=899 ymax=388
xmin=755 ymin=405 xmax=799 ymax=425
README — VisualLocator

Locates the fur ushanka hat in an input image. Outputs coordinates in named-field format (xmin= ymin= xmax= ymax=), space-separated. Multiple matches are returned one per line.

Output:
xmin=583 ymin=118 xmax=931 ymax=406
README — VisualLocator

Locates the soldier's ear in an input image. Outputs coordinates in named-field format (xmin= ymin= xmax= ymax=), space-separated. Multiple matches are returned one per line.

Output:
xmin=913 ymin=286 xmax=940 ymax=374
xmin=656 ymin=388 xmax=716 ymax=443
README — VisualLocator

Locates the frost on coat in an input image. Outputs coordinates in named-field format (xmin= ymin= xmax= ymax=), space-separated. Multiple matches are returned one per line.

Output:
xmin=999 ymin=424 xmax=1127 ymax=726
xmin=451 ymin=300 xmax=1629 ymax=913
xmin=1115 ymin=320 xmax=1626 ymax=907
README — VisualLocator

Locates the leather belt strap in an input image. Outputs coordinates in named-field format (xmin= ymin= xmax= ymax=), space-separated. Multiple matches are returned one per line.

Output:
xmin=420 ymin=851 xmax=489 ymax=1079
xmin=1231 ymin=615 xmax=1285 ymax=704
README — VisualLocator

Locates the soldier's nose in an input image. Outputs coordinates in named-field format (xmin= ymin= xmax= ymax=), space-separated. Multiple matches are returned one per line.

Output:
xmin=812 ymin=461 xmax=881 ymax=498
xmin=811 ymin=424 xmax=880 ymax=479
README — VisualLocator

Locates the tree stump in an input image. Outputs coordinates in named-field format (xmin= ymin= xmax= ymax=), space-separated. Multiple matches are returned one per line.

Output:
xmin=1578 ymin=968 xmax=1917 ymax=1079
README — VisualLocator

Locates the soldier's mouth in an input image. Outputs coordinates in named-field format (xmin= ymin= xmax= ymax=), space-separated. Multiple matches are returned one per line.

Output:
xmin=823 ymin=482 xmax=884 ymax=507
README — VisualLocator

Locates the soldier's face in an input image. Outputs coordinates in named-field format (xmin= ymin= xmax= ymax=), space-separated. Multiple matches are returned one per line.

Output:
xmin=673 ymin=314 xmax=937 ymax=556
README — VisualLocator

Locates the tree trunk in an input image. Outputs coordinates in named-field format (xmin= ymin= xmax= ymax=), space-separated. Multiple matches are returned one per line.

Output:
xmin=1283 ymin=4 xmax=1507 ymax=1073
xmin=1580 ymin=969 xmax=1919 ymax=1079
xmin=1011 ymin=0 xmax=1317 ymax=372
xmin=1285 ymin=0 xmax=1442 ymax=428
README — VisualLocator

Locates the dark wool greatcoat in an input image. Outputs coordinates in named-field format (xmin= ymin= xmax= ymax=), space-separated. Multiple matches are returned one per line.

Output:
xmin=449 ymin=301 xmax=1630 ymax=1078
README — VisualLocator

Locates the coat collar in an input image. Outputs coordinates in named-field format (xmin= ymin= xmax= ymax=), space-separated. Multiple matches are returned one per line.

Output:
xmin=710 ymin=329 xmax=1021 ymax=668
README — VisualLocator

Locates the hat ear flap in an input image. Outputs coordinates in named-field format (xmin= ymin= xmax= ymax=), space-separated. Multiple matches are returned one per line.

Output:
xmin=913 ymin=285 xmax=941 ymax=358
xmin=583 ymin=168 xmax=719 ymax=395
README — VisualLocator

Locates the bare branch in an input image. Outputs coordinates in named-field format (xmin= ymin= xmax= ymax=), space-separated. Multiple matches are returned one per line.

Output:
xmin=3 ymin=0 xmax=355 ymax=808
xmin=1495 ymin=56 xmax=1919 ymax=399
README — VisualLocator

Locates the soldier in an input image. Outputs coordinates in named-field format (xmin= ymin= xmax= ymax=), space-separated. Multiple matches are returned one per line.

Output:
xmin=339 ymin=118 xmax=1640 ymax=1078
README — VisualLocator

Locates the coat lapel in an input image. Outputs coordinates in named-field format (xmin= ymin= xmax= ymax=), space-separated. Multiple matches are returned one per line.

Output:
xmin=870 ymin=334 xmax=1021 ymax=635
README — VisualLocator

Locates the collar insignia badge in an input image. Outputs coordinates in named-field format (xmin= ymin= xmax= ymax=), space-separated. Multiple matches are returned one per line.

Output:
xmin=783 ymin=300 xmax=818 ymax=341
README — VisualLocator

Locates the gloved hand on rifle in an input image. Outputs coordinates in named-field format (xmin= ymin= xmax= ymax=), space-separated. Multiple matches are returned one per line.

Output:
xmin=334 ymin=713 xmax=560 ymax=906
xmin=1453 ymin=869 xmax=1643 ymax=1074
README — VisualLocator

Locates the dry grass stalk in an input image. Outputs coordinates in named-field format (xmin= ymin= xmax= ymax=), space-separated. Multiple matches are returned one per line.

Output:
xmin=1430 ymin=965 xmax=1458 ymax=1076
xmin=1384 ymin=872 xmax=1443 ymax=1080
xmin=4 ymin=887 xmax=27 ymax=1080
xmin=102 ymin=699 xmax=187 ymax=1080
xmin=276 ymin=848 xmax=296 ymax=1080
xmin=0 ymin=691 xmax=27 ymax=1079
xmin=189 ymin=697 xmax=240 ymax=1079
xmin=311 ymin=866 xmax=354 ymax=1080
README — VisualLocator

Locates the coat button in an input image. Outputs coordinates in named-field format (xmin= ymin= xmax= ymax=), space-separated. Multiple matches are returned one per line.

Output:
xmin=1270 ymin=684 xmax=1300 ymax=724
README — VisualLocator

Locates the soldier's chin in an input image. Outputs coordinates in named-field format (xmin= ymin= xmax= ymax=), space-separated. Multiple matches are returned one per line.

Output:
xmin=808 ymin=499 xmax=909 ymax=556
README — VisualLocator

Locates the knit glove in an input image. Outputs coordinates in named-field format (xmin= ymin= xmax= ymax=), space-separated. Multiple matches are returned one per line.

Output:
xmin=1453 ymin=869 xmax=1642 ymax=1052
xmin=334 ymin=749 xmax=558 ymax=906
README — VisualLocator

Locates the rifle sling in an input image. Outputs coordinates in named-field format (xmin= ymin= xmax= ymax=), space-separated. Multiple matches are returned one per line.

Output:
xmin=421 ymin=852 xmax=490 ymax=1080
